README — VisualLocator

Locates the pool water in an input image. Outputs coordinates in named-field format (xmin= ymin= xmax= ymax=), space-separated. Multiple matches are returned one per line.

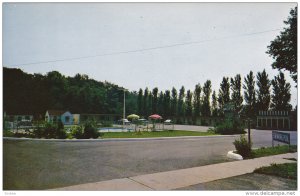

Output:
xmin=99 ymin=127 xmax=134 ymax=132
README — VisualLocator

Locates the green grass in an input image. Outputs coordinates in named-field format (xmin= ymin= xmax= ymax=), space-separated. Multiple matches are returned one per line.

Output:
xmin=254 ymin=163 xmax=297 ymax=179
xmin=251 ymin=145 xmax=297 ymax=158
xmin=101 ymin=130 xmax=217 ymax=138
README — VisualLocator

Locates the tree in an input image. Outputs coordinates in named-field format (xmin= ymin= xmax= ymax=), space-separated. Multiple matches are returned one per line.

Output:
xmin=230 ymin=74 xmax=243 ymax=114
xmin=137 ymin=88 xmax=143 ymax=115
xmin=185 ymin=90 xmax=193 ymax=117
xmin=211 ymin=90 xmax=218 ymax=116
xmin=202 ymin=80 xmax=212 ymax=117
xmin=178 ymin=86 xmax=185 ymax=117
xmin=171 ymin=87 xmax=178 ymax=117
xmin=218 ymin=77 xmax=230 ymax=115
xmin=266 ymin=7 xmax=297 ymax=84
xmin=193 ymin=84 xmax=202 ymax=117
xmin=256 ymin=69 xmax=271 ymax=111
xmin=152 ymin=87 xmax=158 ymax=114
xmin=157 ymin=91 xmax=164 ymax=115
xmin=143 ymin=88 xmax=149 ymax=117
xmin=163 ymin=90 xmax=171 ymax=118
xmin=243 ymin=71 xmax=256 ymax=117
xmin=271 ymin=72 xmax=292 ymax=111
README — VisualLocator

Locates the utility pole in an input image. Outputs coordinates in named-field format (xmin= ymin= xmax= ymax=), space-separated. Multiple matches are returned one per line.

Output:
xmin=123 ymin=89 xmax=125 ymax=129
xmin=247 ymin=118 xmax=252 ymax=145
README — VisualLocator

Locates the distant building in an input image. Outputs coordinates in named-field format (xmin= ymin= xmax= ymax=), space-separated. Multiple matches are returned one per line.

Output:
xmin=45 ymin=110 xmax=73 ymax=125
xmin=256 ymin=110 xmax=291 ymax=130
xmin=4 ymin=112 xmax=34 ymax=122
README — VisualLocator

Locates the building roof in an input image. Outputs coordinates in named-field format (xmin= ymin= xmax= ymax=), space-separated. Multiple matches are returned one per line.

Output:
xmin=47 ymin=110 xmax=68 ymax=116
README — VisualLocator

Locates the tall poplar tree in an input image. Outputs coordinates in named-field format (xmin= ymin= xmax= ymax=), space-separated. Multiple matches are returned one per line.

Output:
xmin=152 ymin=87 xmax=158 ymax=114
xmin=185 ymin=90 xmax=193 ymax=117
xmin=230 ymin=74 xmax=243 ymax=114
xmin=171 ymin=87 xmax=178 ymax=117
xmin=202 ymin=80 xmax=212 ymax=117
xmin=218 ymin=77 xmax=230 ymax=115
xmin=243 ymin=71 xmax=256 ymax=117
xmin=193 ymin=84 xmax=202 ymax=117
xmin=271 ymin=72 xmax=292 ymax=111
xmin=256 ymin=69 xmax=271 ymax=111
xmin=178 ymin=86 xmax=185 ymax=117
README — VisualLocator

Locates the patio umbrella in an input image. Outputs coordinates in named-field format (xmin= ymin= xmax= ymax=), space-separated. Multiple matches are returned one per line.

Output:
xmin=127 ymin=114 xmax=140 ymax=120
xmin=149 ymin=114 xmax=162 ymax=120
xmin=148 ymin=114 xmax=162 ymax=131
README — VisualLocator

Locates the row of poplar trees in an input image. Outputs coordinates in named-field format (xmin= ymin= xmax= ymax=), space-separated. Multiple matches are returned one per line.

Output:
xmin=136 ymin=70 xmax=292 ymax=119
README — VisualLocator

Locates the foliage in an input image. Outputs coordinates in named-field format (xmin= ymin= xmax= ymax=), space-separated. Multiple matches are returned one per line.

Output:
xmin=271 ymin=72 xmax=292 ymax=111
xmin=254 ymin=163 xmax=297 ymax=180
xmin=211 ymin=90 xmax=218 ymax=116
xmin=243 ymin=71 xmax=256 ymax=118
xmin=177 ymin=86 xmax=185 ymax=117
xmin=252 ymin=145 xmax=297 ymax=158
xmin=214 ymin=119 xmax=245 ymax=135
xmin=218 ymin=77 xmax=230 ymax=115
xmin=70 ymin=125 xmax=84 ymax=139
xmin=185 ymin=90 xmax=193 ymax=117
xmin=193 ymin=83 xmax=202 ymax=117
xmin=256 ymin=69 xmax=271 ymax=111
xmin=32 ymin=122 xmax=67 ymax=139
xmin=267 ymin=7 xmax=297 ymax=84
xmin=163 ymin=90 xmax=171 ymax=117
xmin=233 ymin=135 xmax=252 ymax=158
xmin=3 ymin=67 xmax=137 ymax=117
xmin=152 ymin=87 xmax=158 ymax=114
xmin=137 ymin=88 xmax=143 ymax=115
xmin=171 ymin=87 xmax=178 ymax=117
xmin=3 ymin=130 xmax=15 ymax=137
xmin=202 ymin=80 xmax=212 ymax=117
xmin=82 ymin=121 xmax=100 ymax=139
xmin=230 ymin=74 xmax=243 ymax=114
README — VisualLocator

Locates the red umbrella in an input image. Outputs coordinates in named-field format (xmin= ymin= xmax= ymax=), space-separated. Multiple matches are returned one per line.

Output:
xmin=149 ymin=114 xmax=162 ymax=120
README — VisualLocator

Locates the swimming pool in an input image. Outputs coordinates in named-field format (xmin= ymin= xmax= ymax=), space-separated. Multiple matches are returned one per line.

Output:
xmin=99 ymin=127 xmax=134 ymax=132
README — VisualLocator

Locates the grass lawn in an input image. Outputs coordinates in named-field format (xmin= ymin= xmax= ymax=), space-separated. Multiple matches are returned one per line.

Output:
xmin=101 ymin=130 xmax=217 ymax=138
xmin=251 ymin=145 xmax=297 ymax=158
xmin=254 ymin=163 xmax=297 ymax=180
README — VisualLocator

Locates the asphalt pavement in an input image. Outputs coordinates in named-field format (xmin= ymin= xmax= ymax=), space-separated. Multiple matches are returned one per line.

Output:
xmin=3 ymin=127 xmax=297 ymax=190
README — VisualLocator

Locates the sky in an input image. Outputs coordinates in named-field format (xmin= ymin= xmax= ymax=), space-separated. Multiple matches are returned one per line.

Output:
xmin=3 ymin=2 xmax=298 ymax=107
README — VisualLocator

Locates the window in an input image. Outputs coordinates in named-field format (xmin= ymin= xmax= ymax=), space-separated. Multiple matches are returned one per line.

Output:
xmin=65 ymin=116 xmax=70 ymax=123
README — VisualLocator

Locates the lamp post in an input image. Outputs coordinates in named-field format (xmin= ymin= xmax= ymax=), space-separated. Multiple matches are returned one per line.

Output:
xmin=123 ymin=89 xmax=125 ymax=129
xmin=118 ymin=88 xmax=127 ymax=129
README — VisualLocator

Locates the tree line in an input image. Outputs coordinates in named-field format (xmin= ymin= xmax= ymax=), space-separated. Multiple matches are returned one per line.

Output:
xmin=3 ymin=67 xmax=293 ymax=121
xmin=3 ymin=67 xmax=137 ymax=118
xmin=137 ymin=70 xmax=293 ymax=119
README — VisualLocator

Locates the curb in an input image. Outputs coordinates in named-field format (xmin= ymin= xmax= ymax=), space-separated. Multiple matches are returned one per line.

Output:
xmin=3 ymin=134 xmax=239 ymax=142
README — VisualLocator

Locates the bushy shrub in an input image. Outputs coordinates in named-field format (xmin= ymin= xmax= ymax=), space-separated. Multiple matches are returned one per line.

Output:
xmin=71 ymin=125 xmax=84 ymax=139
xmin=32 ymin=121 xmax=67 ymax=139
xmin=214 ymin=119 xmax=245 ymax=135
xmin=3 ymin=130 xmax=15 ymax=137
xmin=233 ymin=135 xmax=252 ymax=158
xmin=83 ymin=121 xmax=100 ymax=139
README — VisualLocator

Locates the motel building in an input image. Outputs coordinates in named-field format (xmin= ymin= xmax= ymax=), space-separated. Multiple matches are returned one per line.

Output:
xmin=256 ymin=110 xmax=291 ymax=130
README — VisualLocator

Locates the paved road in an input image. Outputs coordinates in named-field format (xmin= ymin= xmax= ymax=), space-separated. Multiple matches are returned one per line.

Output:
xmin=3 ymin=136 xmax=238 ymax=190
xmin=3 ymin=129 xmax=297 ymax=190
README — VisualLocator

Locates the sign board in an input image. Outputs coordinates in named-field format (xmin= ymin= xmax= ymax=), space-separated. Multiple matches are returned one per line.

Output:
xmin=272 ymin=131 xmax=290 ymax=146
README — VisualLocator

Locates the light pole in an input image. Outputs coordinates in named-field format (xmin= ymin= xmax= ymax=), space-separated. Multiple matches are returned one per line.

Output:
xmin=123 ymin=89 xmax=125 ymax=129
xmin=118 ymin=88 xmax=127 ymax=129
